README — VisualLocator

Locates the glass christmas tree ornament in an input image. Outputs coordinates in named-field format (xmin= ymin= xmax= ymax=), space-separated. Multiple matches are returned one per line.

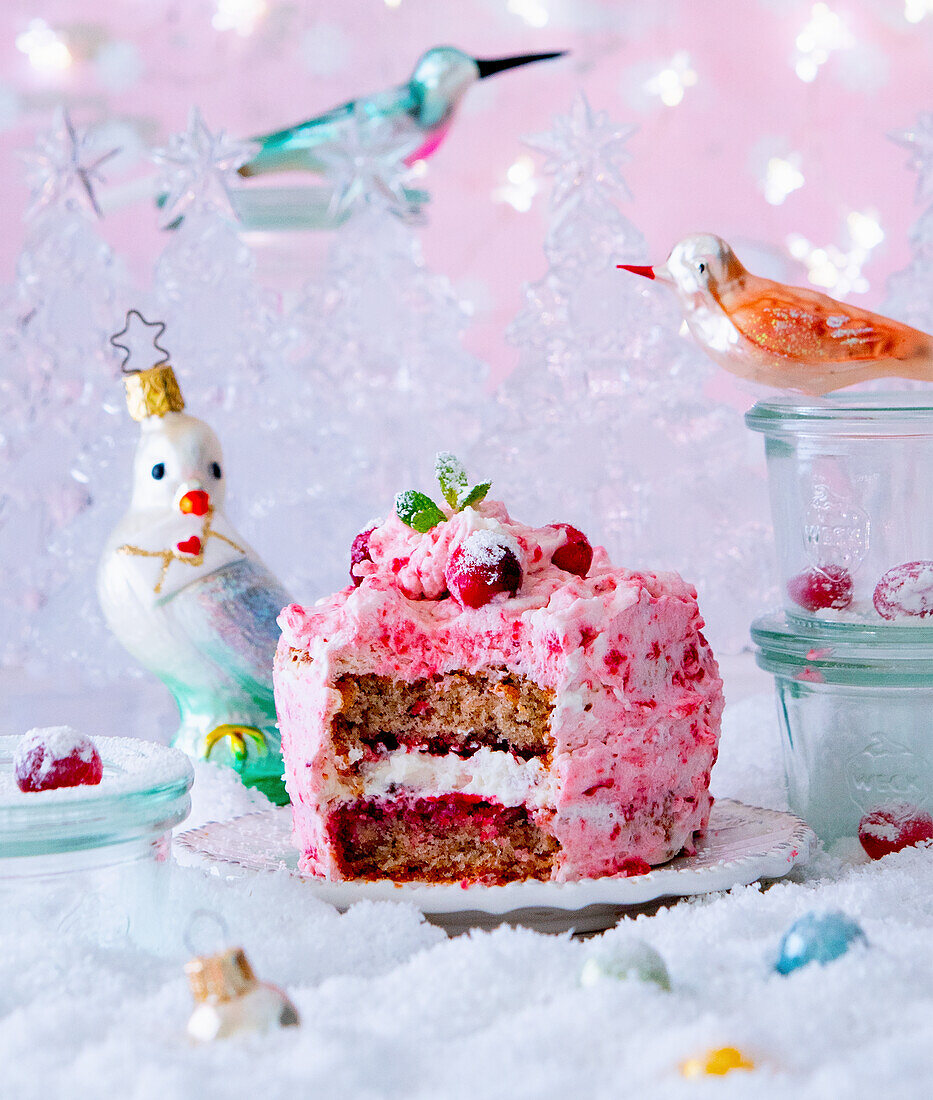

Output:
xmin=1 ymin=109 xmax=131 ymax=679
xmin=493 ymin=93 xmax=772 ymax=652
xmin=98 ymin=312 xmax=290 ymax=803
xmin=886 ymin=112 xmax=933 ymax=334
xmin=775 ymin=911 xmax=866 ymax=975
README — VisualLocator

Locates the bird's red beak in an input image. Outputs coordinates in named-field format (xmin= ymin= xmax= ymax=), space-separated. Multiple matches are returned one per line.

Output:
xmin=179 ymin=490 xmax=210 ymax=516
xmin=617 ymin=264 xmax=655 ymax=279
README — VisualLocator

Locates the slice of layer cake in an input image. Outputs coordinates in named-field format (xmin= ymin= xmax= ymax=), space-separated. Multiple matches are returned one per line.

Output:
xmin=274 ymin=458 xmax=723 ymax=884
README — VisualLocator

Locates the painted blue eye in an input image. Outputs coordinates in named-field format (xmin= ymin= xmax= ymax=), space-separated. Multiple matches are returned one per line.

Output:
xmin=151 ymin=463 xmax=165 ymax=480
xmin=210 ymin=462 xmax=222 ymax=479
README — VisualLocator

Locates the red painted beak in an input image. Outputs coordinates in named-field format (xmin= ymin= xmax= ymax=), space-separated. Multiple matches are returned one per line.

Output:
xmin=179 ymin=490 xmax=210 ymax=516
xmin=617 ymin=264 xmax=656 ymax=279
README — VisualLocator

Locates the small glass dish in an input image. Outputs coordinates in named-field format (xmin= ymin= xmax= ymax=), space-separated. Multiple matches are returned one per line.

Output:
xmin=751 ymin=611 xmax=933 ymax=843
xmin=0 ymin=735 xmax=193 ymax=946
xmin=746 ymin=394 xmax=933 ymax=626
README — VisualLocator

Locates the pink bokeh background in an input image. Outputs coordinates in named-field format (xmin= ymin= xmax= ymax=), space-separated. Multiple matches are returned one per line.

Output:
xmin=0 ymin=0 xmax=931 ymax=384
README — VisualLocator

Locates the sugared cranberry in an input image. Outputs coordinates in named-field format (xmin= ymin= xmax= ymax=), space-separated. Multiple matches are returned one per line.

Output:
xmin=873 ymin=560 xmax=933 ymax=621
xmin=787 ymin=565 xmax=853 ymax=612
xmin=858 ymin=803 xmax=933 ymax=860
xmin=446 ymin=530 xmax=523 ymax=609
xmin=350 ymin=526 xmax=376 ymax=587
xmin=14 ymin=726 xmax=103 ymax=793
xmin=549 ymin=523 xmax=593 ymax=578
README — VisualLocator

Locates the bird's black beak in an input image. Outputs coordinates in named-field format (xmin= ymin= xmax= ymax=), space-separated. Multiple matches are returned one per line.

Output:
xmin=474 ymin=52 xmax=566 ymax=79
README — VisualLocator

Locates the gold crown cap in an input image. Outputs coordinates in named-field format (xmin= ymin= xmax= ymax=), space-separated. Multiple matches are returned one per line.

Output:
xmin=124 ymin=363 xmax=185 ymax=421
xmin=185 ymin=947 xmax=257 ymax=1004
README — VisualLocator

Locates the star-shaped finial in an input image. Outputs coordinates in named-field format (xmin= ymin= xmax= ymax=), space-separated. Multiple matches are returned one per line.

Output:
xmin=523 ymin=93 xmax=638 ymax=210
xmin=152 ymin=107 xmax=257 ymax=226
xmin=889 ymin=112 xmax=933 ymax=205
xmin=110 ymin=309 xmax=170 ymax=373
xmin=20 ymin=108 xmax=119 ymax=219
xmin=316 ymin=103 xmax=422 ymax=220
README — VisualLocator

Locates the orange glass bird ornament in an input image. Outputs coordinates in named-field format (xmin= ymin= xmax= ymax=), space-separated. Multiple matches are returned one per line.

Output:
xmin=619 ymin=234 xmax=933 ymax=395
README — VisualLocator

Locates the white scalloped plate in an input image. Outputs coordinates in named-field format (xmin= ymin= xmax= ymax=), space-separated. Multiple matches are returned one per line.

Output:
xmin=176 ymin=799 xmax=815 ymax=934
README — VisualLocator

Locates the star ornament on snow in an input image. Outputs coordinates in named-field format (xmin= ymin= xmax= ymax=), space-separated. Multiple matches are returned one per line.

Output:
xmin=20 ymin=108 xmax=119 ymax=219
xmin=889 ymin=112 xmax=933 ymax=204
xmin=152 ymin=106 xmax=258 ymax=226
xmin=316 ymin=103 xmax=422 ymax=220
xmin=110 ymin=309 xmax=171 ymax=373
xmin=523 ymin=93 xmax=638 ymax=209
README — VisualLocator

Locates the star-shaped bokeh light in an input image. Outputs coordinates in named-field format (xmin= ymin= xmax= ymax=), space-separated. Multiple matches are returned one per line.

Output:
xmin=152 ymin=106 xmax=257 ymax=225
xmin=889 ymin=112 xmax=933 ymax=204
xmin=316 ymin=102 xmax=421 ymax=219
xmin=523 ymin=92 xmax=637 ymax=209
xmin=20 ymin=108 xmax=119 ymax=219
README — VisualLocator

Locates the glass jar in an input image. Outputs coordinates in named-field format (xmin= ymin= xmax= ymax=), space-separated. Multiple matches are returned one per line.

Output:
xmin=745 ymin=394 xmax=933 ymax=626
xmin=0 ymin=735 xmax=193 ymax=948
xmin=751 ymin=612 xmax=933 ymax=842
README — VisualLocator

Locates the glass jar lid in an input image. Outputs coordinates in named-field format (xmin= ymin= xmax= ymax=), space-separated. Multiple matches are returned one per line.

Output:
xmin=745 ymin=392 xmax=933 ymax=438
xmin=0 ymin=735 xmax=193 ymax=857
xmin=751 ymin=611 xmax=933 ymax=685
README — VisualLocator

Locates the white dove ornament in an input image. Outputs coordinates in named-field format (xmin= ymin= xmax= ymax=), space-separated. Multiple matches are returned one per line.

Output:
xmin=99 ymin=317 xmax=289 ymax=803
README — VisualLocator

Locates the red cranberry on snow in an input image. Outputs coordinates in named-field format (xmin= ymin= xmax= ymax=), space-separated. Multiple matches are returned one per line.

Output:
xmin=549 ymin=523 xmax=593 ymax=578
xmin=858 ymin=803 xmax=933 ymax=860
xmin=786 ymin=565 xmax=853 ymax=612
xmin=14 ymin=726 xmax=103 ymax=792
xmin=446 ymin=530 xmax=523 ymax=609
xmin=349 ymin=526 xmax=377 ymax=587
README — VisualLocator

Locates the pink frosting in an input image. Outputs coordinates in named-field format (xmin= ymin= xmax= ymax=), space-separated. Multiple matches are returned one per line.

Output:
xmin=274 ymin=500 xmax=723 ymax=882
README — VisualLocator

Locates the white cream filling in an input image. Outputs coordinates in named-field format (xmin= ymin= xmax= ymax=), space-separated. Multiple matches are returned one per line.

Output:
xmin=357 ymin=746 xmax=558 ymax=811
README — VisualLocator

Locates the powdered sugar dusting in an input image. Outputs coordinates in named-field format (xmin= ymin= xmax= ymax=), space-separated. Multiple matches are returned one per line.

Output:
xmin=456 ymin=526 xmax=523 ymax=570
xmin=0 ymin=734 xmax=192 ymax=804
xmin=15 ymin=725 xmax=95 ymax=768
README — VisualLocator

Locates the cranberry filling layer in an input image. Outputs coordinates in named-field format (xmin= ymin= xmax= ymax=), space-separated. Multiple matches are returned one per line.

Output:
xmin=327 ymin=794 xmax=560 ymax=884
xmin=331 ymin=670 xmax=554 ymax=765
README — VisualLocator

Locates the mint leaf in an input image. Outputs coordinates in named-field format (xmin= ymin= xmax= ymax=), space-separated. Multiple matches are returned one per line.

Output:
xmin=434 ymin=451 xmax=468 ymax=509
xmin=395 ymin=490 xmax=446 ymax=533
xmin=458 ymin=480 xmax=491 ymax=510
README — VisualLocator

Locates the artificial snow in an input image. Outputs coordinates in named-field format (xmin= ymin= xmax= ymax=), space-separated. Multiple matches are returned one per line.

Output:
xmin=3 ymin=692 xmax=933 ymax=1098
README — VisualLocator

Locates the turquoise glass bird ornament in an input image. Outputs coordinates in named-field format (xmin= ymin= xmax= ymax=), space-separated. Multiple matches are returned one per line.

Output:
xmin=240 ymin=47 xmax=565 ymax=179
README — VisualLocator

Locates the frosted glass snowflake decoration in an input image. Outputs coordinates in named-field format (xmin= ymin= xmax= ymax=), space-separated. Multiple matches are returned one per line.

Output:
xmin=523 ymin=92 xmax=637 ymax=210
xmin=316 ymin=103 xmax=422 ymax=219
xmin=152 ymin=107 xmax=257 ymax=226
xmin=20 ymin=108 xmax=119 ymax=219
xmin=889 ymin=112 xmax=933 ymax=204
